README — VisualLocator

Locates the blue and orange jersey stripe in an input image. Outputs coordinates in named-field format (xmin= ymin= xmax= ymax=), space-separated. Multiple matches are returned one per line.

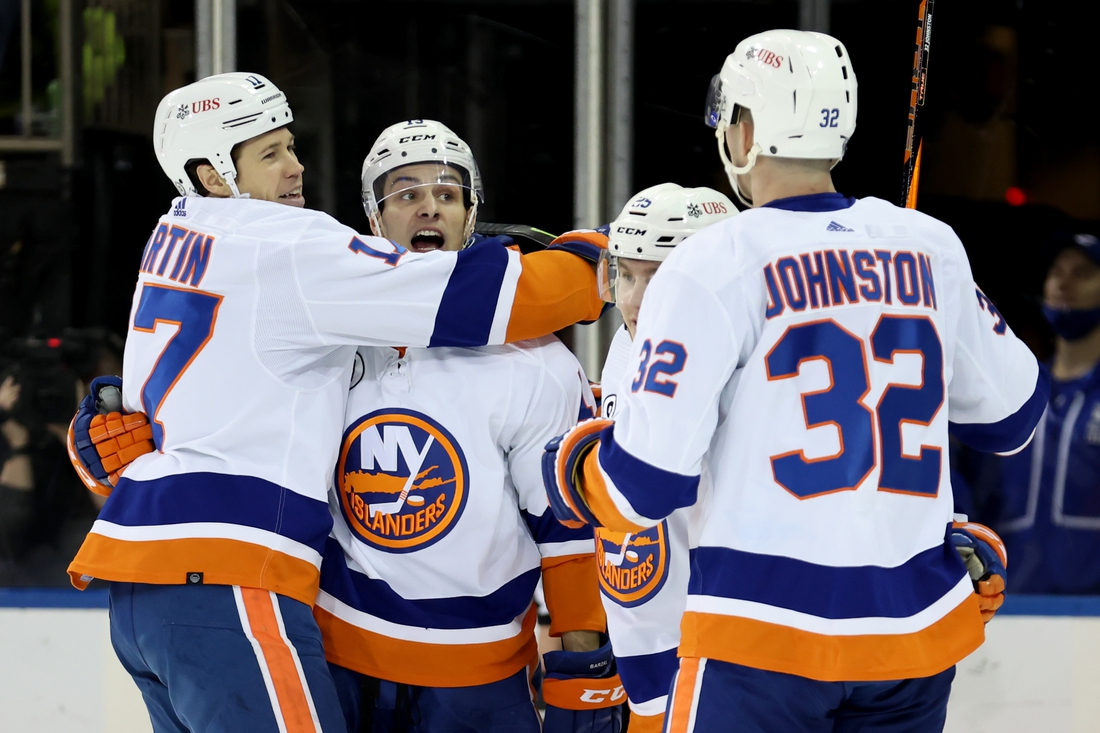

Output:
xmin=678 ymin=593 xmax=984 ymax=682
xmin=315 ymin=600 xmax=540 ymax=688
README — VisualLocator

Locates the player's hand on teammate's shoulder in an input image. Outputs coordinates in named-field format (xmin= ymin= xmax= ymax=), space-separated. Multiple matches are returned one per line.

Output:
xmin=546 ymin=229 xmax=610 ymax=265
xmin=67 ymin=376 xmax=155 ymax=496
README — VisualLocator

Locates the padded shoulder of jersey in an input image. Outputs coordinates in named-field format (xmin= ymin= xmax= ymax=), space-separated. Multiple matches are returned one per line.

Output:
xmin=177 ymin=195 xmax=358 ymax=244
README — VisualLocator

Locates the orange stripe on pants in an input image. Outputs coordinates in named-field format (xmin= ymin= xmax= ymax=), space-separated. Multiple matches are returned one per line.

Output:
xmin=240 ymin=588 xmax=319 ymax=733
xmin=667 ymin=657 xmax=702 ymax=733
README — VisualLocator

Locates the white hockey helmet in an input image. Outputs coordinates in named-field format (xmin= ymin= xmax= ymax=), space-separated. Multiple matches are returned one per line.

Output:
xmin=361 ymin=120 xmax=484 ymax=241
xmin=598 ymin=183 xmax=737 ymax=301
xmin=705 ymin=30 xmax=857 ymax=203
xmin=153 ymin=72 xmax=294 ymax=197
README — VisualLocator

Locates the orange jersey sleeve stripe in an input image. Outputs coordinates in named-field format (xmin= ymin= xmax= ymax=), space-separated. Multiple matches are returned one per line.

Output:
xmin=314 ymin=604 xmax=539 ymax=688
xmin=239 ymin=588 xmax=320 ymax=733
xmin=68 ymin=535 xmax=320 ymax=606
xmin=678 ymin=595 xmax=985 ymax=682
xmin=541 ymin=554 xmax=607 ymax=636
xmin=667 ymin=657 xmax=702 ymax=733
xmin=505 ymin=251 xmax=603 ymax=343
xmin=582 ymin=449 xmax=647 ymax=533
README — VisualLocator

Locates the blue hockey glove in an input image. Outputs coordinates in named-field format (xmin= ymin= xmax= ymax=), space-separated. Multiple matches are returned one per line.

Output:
xmin=951 ymin=520 xmax=1008 ymax=622
xmin=542 ymin=641 xmax=624 ymax=733
xmin=546 ymin=229 xmax=609 ymax=265
xmin=66 ymin=376 xmax=154 ymax=497
xmin=542 ymin=419 xmax=612 ymax=528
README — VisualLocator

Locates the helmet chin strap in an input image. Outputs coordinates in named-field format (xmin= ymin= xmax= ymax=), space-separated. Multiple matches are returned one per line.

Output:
xmin=368 ymin=210 xmax=387 ymax=240
xmin=224 ymin=170 xmax=248 ymax=199
xmin=462 ymin=196 xmax=479 ymax=244
xmin=716 ymin=123 xmax=759 ymax=209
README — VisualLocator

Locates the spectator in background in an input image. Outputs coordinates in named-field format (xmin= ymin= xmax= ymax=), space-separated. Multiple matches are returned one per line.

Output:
xmin=993 ymin=233 xmax=1100 ymax=593
xmin=0 ymin=374 xmax=32 ymax=561
xmin=0 ymin=330 xmax=120 ymax=584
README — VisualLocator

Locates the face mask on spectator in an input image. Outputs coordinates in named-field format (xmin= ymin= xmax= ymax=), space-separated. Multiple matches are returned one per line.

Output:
xmin=1042 ymin=304 xmax=1100 ymax=341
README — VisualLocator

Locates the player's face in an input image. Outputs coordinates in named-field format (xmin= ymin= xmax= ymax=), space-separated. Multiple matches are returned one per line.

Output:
xmin=233 ymin=127 xmax=305 ymax=206
xmin=377 ymin=164 xmax=468 ymax=253
xmin=1044 ymin=247 xmax=1100 ymax=311
xmin=616 ymin=258 xmax=662 ymax=338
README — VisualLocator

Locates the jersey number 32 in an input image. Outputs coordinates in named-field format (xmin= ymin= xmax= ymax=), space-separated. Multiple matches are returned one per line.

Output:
xmin=766 ymin=314 xmax=943 ymax=500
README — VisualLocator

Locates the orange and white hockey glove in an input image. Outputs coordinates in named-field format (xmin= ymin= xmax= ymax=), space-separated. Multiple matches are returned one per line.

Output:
xmin=67 ymin=376 xmax=155 ymax=496
xmin=951 ymin=519 xmax=1007 ymax=623
xmin=543 ymin=418 xmax=613 ymax=529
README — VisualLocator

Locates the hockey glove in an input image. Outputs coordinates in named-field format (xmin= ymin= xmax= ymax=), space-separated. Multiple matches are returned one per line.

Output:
xmin=546 ymin=229 xmax=609 ymax=265
xmin=543 ymin=419 xmax=612 ymax=529
xmin=951 ymin=520 xmax=1008 ymax=623
xmin=67 ymin=376 xmax=155 ymax=496
xmin=542 ymin=641 xmax=624 ymax=733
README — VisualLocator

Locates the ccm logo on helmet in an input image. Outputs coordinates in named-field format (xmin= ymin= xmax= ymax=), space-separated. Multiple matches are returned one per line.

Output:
xmin=616 ymin=226 xmax=646 ymax=236
xmin=191 ymin=98 xmax=221 ymax=114
xmin=746 ymin=46 xmax=784 ymax=69
xmin=399 ymin=134 xmax=436 ymax=143
xmin=580 ymin=687 xmax=626 ymax=704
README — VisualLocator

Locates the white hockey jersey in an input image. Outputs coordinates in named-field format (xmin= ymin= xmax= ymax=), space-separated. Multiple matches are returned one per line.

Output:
xmin=597 ymin=325 xmax=696 ymax=728
xmin=314 ymin=338 xmax=605 ymax=687
xmin=69 ymin=196 xmax=603 ymax=605
xmin=580 ymin=193 xmax=1048 ymax=682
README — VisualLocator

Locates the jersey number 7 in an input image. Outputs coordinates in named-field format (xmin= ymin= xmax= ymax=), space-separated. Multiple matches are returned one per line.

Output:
xmin=132 ymin=283 xmax=223 ymax=449
xmin=766 ymin=314 xmax=943 ymax=499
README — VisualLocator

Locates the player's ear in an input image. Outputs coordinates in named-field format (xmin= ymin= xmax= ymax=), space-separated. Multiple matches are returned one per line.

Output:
xmin=195 ymin=162 xmax=232 ymax=198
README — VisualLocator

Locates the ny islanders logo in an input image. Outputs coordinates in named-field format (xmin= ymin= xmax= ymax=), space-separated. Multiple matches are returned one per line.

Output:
xmin=595 ymin=522 xmax=669 ymax=607
xmin=336 ymin=409 xmax=469 ymax=553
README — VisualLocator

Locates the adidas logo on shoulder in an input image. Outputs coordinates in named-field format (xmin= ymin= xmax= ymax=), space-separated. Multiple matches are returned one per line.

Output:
xmin=826 ymin=221 xmax=854 ymax=232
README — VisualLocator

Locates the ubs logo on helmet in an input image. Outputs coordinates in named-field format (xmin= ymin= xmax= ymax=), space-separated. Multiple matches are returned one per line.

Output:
xmin=595 ymin=522 xmax=669 ymax=607
xmin=336 ymin=409 xmax=469 ymax=553
xmin=191 ymin=98 xmax=221 ymax=114
xmin=746 ymin=46 xmax=784 ymax=69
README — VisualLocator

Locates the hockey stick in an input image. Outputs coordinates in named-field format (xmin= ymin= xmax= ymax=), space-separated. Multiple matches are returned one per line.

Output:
xmin=902 ymin=0 xmax=935 ymax=209
xmin=368 ymin=435 xmax=435 ymax=517
xmin=603 ymin=533 xmax=634 ymax=567
xmin=473 ymin=223 xmax=558 ymax=254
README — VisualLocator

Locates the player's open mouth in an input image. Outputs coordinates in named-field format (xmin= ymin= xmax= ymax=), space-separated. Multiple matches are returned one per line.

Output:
xmin=279 ymin=187 xmax=304 ymax=205
xmin=410 ymin=229 xmax=445 ymax=252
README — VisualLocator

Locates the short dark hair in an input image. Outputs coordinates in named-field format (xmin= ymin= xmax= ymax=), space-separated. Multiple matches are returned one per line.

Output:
xmin=183 ymin=141 xmax=246 ymax=196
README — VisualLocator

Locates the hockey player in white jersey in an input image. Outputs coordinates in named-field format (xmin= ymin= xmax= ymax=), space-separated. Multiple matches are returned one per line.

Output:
xmin=594 ymin=184 xmax=735 ymax=733
xmin=64 ymin=75 xmax=607 ymax=733
xmin=314 ymin=120 xmax=622 ymax=733
xmin=544 ymin=30 xmax=1047 ymax=733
